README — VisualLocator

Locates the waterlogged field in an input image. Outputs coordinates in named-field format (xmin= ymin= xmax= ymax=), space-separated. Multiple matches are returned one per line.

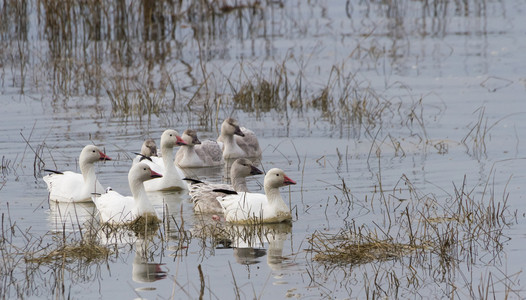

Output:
xmin=1 ymin=0 xmax=525 ymax=299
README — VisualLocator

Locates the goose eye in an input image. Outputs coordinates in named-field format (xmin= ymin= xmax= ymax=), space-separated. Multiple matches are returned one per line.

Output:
xmin=276 ymin=174 xmax=280 ymax=177
xmin=144 ymin=168 xmax=147 ymax=171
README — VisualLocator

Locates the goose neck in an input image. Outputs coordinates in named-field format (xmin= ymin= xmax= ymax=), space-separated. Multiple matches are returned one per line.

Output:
xmin=264 ymin=186 xmax=283 ymax=204
xmin=130 ymin=179 xmax=149 ymax=207
xmin=232 ymin=176 xmax=248 ymax=192
xmin=179 ymin=145 xmax=195 ymax=157
xmin=80 ymin=162 xmax=96 ymax=186
xmin=161 ymin=146 xmax=175 ymax=169
xmin=222 ymin=133 xmax=235 ymax=145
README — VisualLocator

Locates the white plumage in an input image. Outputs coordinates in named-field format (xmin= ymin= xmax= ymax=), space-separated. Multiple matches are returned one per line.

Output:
xmin=43 ymin=145 xmax=111 ymax=203
xmin=187 ymin=158 xmax=263 ymax=214
xmin=133 ymin=130 xmax=188 ymax=191
xmin=92 ymin=163 xmax=161 ymax=225
xmin=218 ymin=168 xmax=296 ymax=223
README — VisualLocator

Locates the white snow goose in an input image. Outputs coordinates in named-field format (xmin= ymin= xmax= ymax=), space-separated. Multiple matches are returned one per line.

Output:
xmin=134 ymin=129 xmax=188 ymax=191
xmin=185 ymin=158 xmax=263 ymax=214
xmin=217 ymin=168 xmax=296 ymax=224
xmin=43 ymin=145 xmax=111 ymax=203
xmin=91 ymin=163 xmax=162 ymax=225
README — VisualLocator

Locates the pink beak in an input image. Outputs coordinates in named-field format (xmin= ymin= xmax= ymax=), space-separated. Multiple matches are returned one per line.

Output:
xmin=99 ymin=151 xmax=111 ymax=161
xmin=176 ymin=135 xmax=187 ymax=146
xmin=283 ymin=174 xmax=296 ymax=185
xmin=150 ymin=170 xmax=163 ymax=178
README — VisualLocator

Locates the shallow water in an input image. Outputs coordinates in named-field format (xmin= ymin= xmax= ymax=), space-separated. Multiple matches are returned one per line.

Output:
xmin=1 ymin=0 xmax=526 ymax=299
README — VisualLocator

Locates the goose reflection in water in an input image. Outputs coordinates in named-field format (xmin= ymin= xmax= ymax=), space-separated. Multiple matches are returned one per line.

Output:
xmin=48 ymin=201 xmax=98 ymax=232
xmin=133 ymin=237 xmax=167 ymax=283
xmin=227 ymin=222 xmax=292 ymax=271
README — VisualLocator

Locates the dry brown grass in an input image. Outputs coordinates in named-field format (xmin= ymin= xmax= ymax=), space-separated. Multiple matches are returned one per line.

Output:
xmin=305 ymin=170 xmax=517 ymax=298
xmin=126 ymin=214 xmax=162 ymax=234
xmin=310 ymin=229 xmax=428 ymax=265
xmin=25 ymin=239 xmax=110 ymax=264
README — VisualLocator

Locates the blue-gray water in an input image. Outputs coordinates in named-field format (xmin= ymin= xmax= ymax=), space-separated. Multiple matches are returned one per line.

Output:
xmin=1 ymin=0 xmax=525 ymax=298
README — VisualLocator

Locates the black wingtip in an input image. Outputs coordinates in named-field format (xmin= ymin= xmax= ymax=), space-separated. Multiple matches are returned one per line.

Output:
xmin=43 ymin=169 xmax=64 ymax=175
xmin=183 ymin=177 xmax=204 ymax=184
xmin=212 ymin=189 xmax=238 ymax=195
xmin=133 ymin=152 xmax=153 ymax=162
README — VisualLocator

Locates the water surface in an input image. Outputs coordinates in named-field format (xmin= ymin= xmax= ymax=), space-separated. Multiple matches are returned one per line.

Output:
xmin=1 ymin=0 xmax=525 ymax=298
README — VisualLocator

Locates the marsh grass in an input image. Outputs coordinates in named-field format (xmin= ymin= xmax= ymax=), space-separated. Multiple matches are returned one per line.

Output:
xmin=0 ymin=203 xmax=188 ymax=299
xmin=118 ymin=214 xmax=161 ymax=236
xmin=25 ymin=238 xmax=110 ymax=265
xmin=2 ymin=0 xmax=435 ymax=136
xmin=230 ymin=64 xmax=289 ymax=116
xmin=191 ymin=216 xmax=235 ymax=258
xmin=105 ymin=71 xmax=175 ymax=119
xmin=190 ymin=214 xmax=292 ymax=263
xmin=462 ymin=106 xmax=491 ymax=159
xmin=308 ymin=171 xmax=516 ymax=298
xmin=310 ymin=229 xmax=427 ymax=265
xmin=1 ymin=209 xmax=109 ymax=298
xmin=1 ymin=0 xmax=519 ymax=298
xmin=462 ymin=106 xmax=525 ymax=160
xmin=1 ymin=155 xmax=16 ymax=186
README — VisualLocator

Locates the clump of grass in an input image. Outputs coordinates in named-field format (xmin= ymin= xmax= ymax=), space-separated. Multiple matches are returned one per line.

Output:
xmin=233 ymin=79 xmax=282 ymax=113
xmin=96 ymin=214 xmax=161 ymax=239
xmin=127 ymin=214 xmax=161 ymax=234
xmin=105 ymin=73 xmax=173 ymax=119
xmin=25 ymin=239 xmax=111 ymax=264
xmin=228 ymin=63 xmax=290 ymax=117
xmin=309 ymin=229 xmax=427 ymax=265
xmin=307 ymin=170 xmax=516 ymax=298
xmin=191 ymin=215 xmax=232 ymax=256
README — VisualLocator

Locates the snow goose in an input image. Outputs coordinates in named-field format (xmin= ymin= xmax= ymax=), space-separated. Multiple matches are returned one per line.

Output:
xmin=43 ymin=145 xmax=111 ymax=203
xmin=132 ymin=138 xmax=158 ymax=165
xmin=217 ymin=118 xmax=262 ymax=159
xmin=175 ymin=129 xmax=224 ymax=168
xmin=186 ymin=158 xmax=263 ymax=214
xmin=139 ymin=129 xmax=188 ymax=191
xmin=91 ymin=163 xmax=162 ymax=225
xmin=218 ymin=168 xmax=296 ymax=224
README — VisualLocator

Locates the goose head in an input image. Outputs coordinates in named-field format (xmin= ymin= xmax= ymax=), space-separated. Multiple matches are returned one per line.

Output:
xmin=160 ymin=129 xmax=186 ymax=149
xmin=264 ymin=168 xmax=296 ymax=189
xmin=231 ymin=158 xmax=263 ymax=178
xmin=221 ymin=118 xmax=245 ymax=137
xmin=80 ymin=145 xmax=111 ymax=164
xmin=181 ymin=129 xmax=201 ymax=146
xmin=140 ymin=139 xmax=157 ymax=157
xmin=129 ymin=163 xmax=163 ymax=185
